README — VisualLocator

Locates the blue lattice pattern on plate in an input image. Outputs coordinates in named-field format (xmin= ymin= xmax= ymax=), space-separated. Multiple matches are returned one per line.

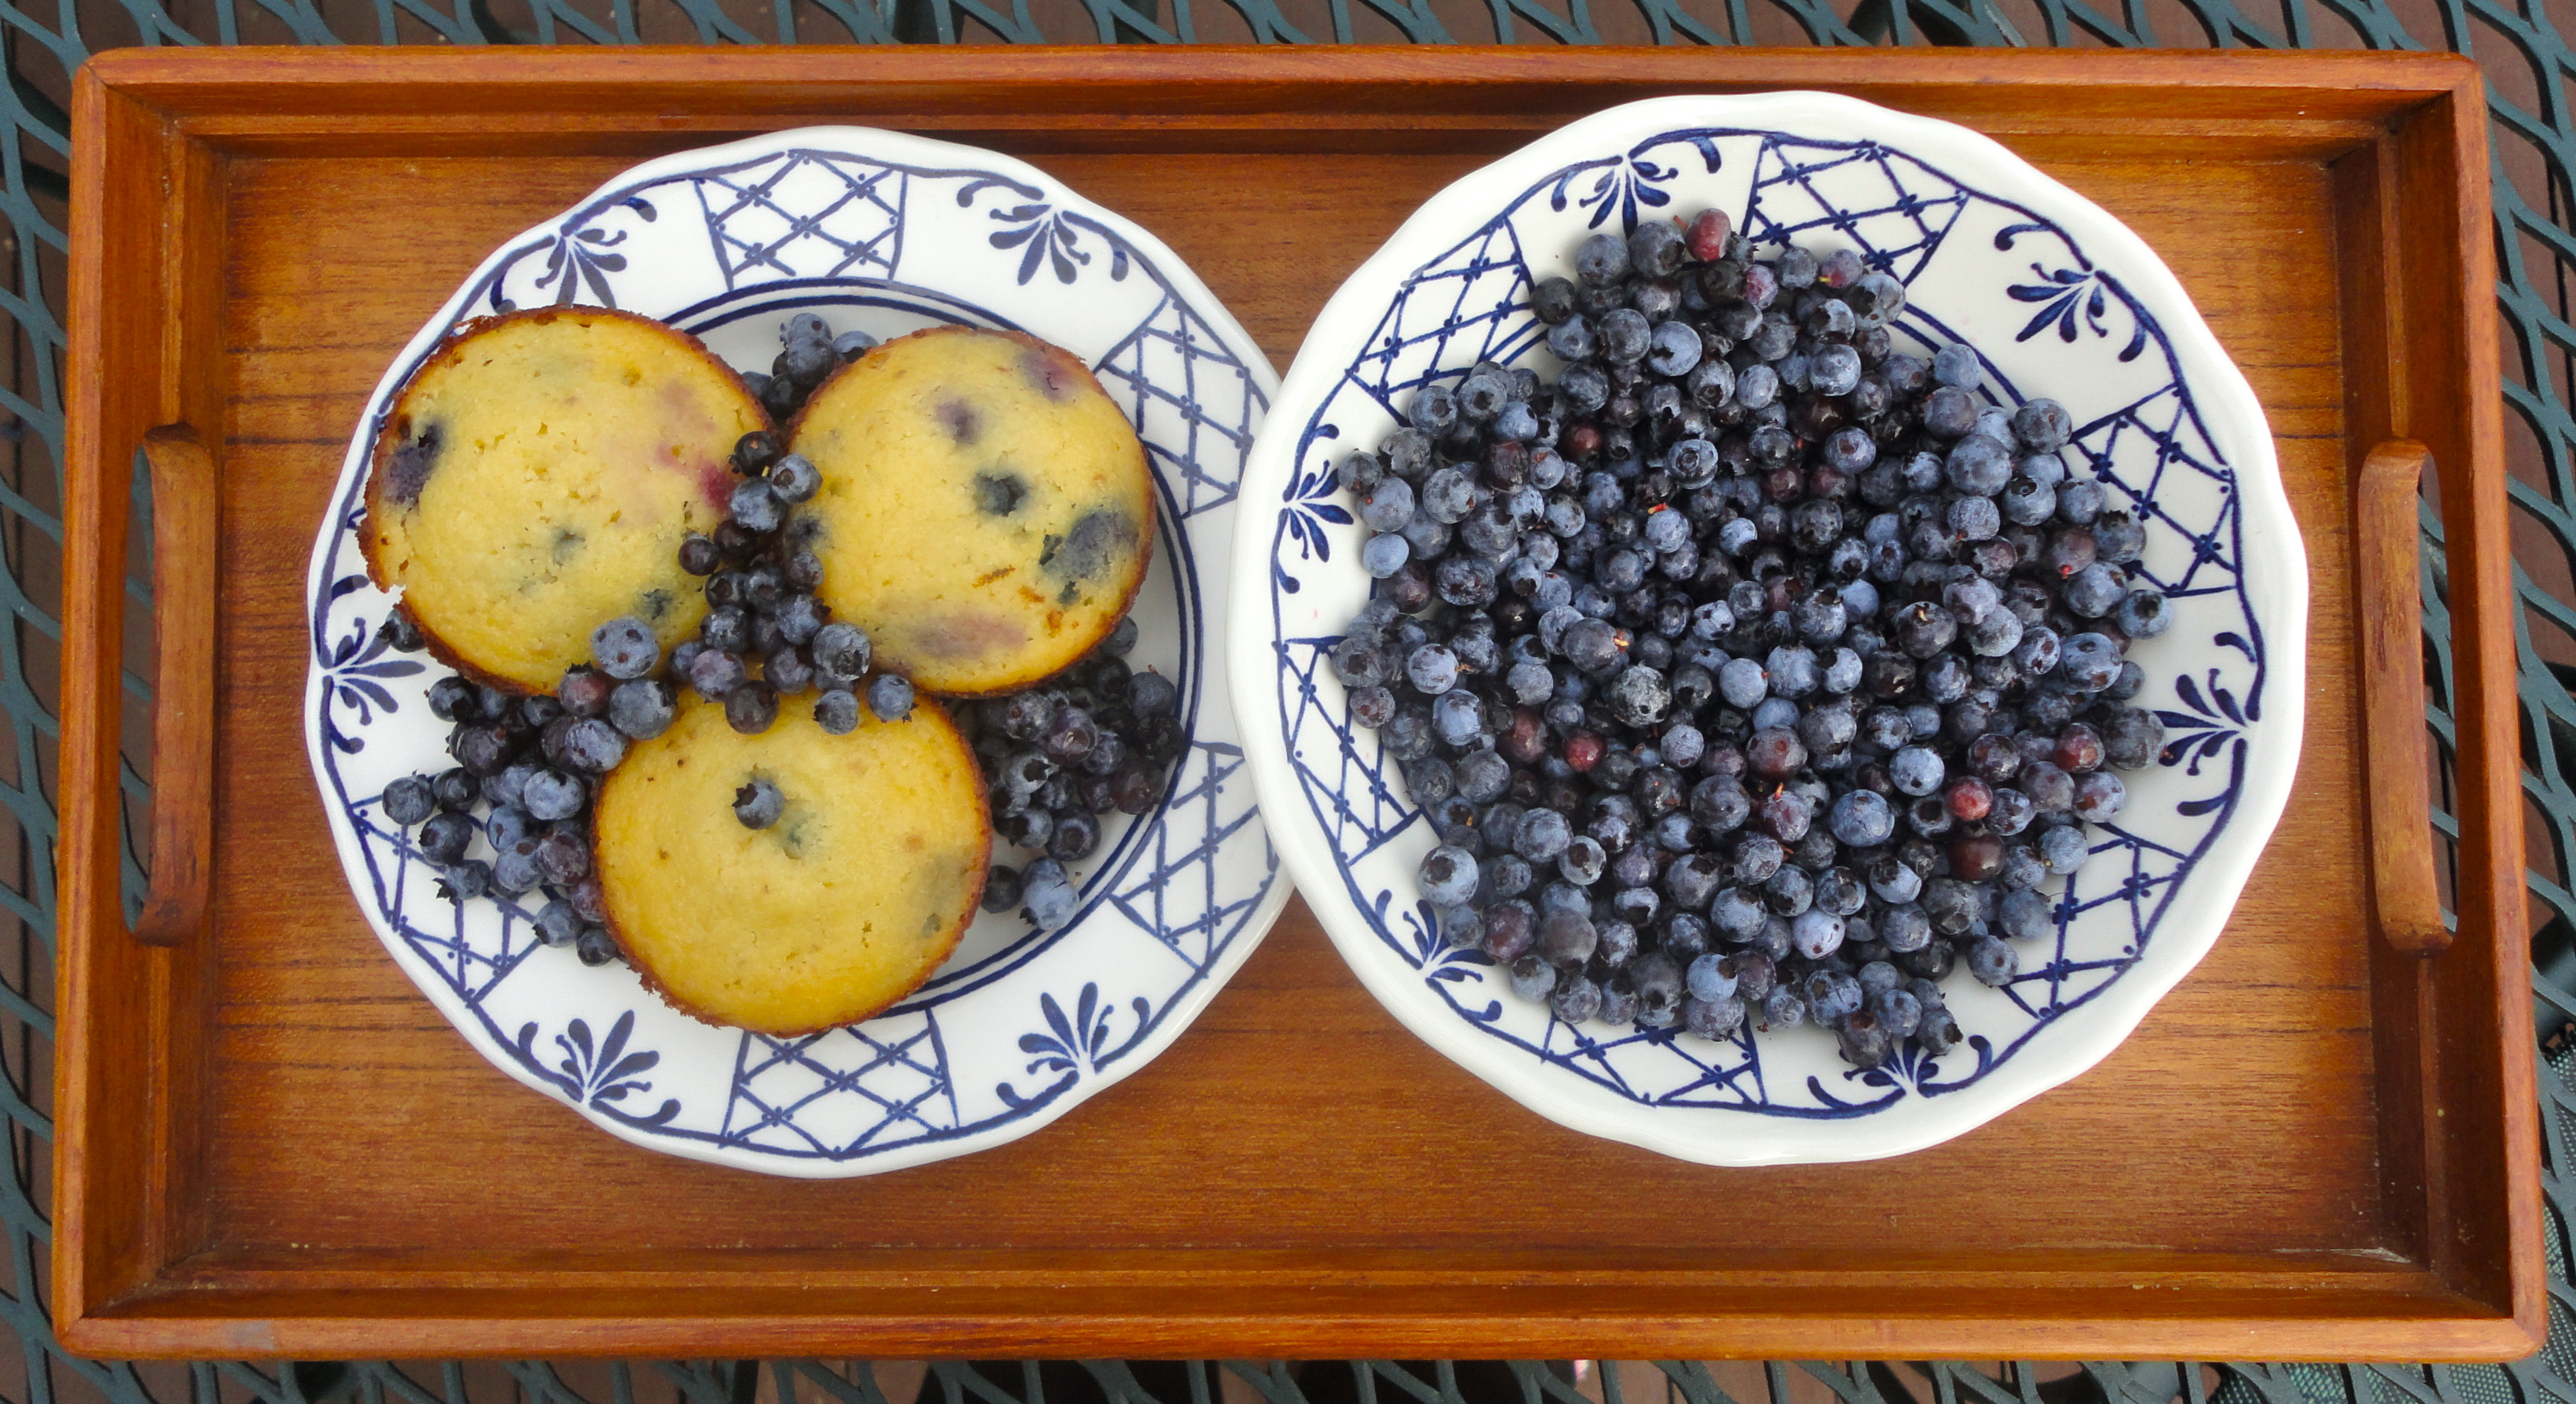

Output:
xmin=1245 ymin=109 xmax=2298 ymax=1154
xmin=305 ymin=130 xmax=1288 ymax=1176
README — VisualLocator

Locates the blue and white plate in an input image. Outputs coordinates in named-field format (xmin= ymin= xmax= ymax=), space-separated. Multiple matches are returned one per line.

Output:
xmin=1231 ymin=93 xmax=2307 ymax=1165
xmin=304 ymin=128 xmax=1287 ymax=1177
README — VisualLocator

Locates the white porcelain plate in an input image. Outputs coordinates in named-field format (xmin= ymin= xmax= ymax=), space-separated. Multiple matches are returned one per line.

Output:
xmin=305 ymin=128 xmax=1288 ymax=1177
xmin=1231 ymin=93 xmax=2307 ymax=1165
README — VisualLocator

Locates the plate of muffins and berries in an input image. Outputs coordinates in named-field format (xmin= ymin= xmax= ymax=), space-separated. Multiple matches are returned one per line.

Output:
xmin=311 ymin=97 xmax=2301 ymax=1177
xmin=305 ymin=126 xmax=1287 ymax=1176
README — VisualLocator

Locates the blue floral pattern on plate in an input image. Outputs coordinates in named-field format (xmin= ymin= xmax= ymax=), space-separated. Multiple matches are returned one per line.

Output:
xmin=304 ymin=128 xmax=1290 ymax=1177
xmin=1231 ymin=94 xmax=2307 ymax=1165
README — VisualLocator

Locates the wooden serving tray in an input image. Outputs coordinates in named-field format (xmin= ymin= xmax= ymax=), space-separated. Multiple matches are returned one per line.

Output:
xmin=55 ymin=46 xmax=2538 ymax=1361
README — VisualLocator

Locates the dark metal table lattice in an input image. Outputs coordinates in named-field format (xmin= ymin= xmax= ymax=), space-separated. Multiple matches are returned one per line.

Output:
xmin=1 ymin=2 xmax=2569 ymax=1401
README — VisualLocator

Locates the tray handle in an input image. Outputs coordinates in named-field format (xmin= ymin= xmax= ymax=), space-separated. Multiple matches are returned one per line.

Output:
xmin=2355 ymin=437 xmax=2450 ymax=956
xmin=132 ymin=423 xmax=215 ymax=948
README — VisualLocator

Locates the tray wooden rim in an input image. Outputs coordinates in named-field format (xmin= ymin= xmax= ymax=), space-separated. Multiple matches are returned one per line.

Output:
xmin=50 ymin=43 xmax=2541 ymax=1361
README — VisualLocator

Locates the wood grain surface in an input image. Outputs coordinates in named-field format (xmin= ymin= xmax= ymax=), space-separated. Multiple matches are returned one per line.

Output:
xmin=50 ymin=47 xmax=2541 ymax=1361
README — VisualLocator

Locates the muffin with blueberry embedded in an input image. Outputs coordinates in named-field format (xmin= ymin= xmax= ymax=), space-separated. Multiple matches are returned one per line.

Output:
xmin=363 ymin=307 xmax=767 ymax=692
xmin=592 ymin=693 xmax=991 ymax=1035
xmin=788 ymin=326 xmax=1153 ymax=696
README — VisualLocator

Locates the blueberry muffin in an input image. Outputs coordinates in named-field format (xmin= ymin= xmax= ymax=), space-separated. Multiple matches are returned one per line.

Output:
xmin=593 ymin=694 xmax=991 ymax=1035
xmin=788 ymin=326 xmax=1153 ymax=696
xmin=362 ymin=308 xmax=766 ymax=692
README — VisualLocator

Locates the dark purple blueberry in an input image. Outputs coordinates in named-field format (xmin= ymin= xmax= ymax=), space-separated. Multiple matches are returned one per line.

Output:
xmin=522 ymin=769 xmax=586 ymax=822
xmin=427 ymin=675 xmax=479 ymax=722
xmin=723 ymin=681 xmax=779 ymax=735
xmin=1574 ymin=231 xmax=1629 ymax=286
xmin=2011 ymin=399 xmax=2073 ymax=452
xmin=687 ymin=647 xmax=748 ymax=700
xmin=557 ymin=717 xmax=628 ymax=773
xmin=450 ymin=722 xmax=515 ymax=776
xmin=416 ymin=810 xmax=475 ymax=864
xmin=982 ymin=865 xmax=1026 ymax=914
xmin=606 ymin=679 xmax=676 ymax=741
xmin=430 ymin=767 xmax=478 ymax=813
xmin=438 ymin=860 xmax=492 ymax=903
xmin=1047 ymin=810 xmax=1100 ymax=861
xmin=534 ymin=830 xmax=591 ymax=886
xmin=729 ymin=479 xmax=785 ymax=534
xmin=589 ymin=615 xmax=659 ymax=680
xmin=382 ymin=775 xmax=436 ymax=826
xmin=768 ymin=453 xmax=821 ymax=504
xmin=732 ymin=431 xmax=782 ymax=475
xmin=377 ymin=608 xmax=427 ymax=653
xmin=574 ymin=926 xmax=620 ymax=967
xmin=490 ymin=837 xmax=544 ymax=895
xmin=808 ymin=622 xmax=872 ymax=686
xmin=678 ymin=533 xmax=721 ymax=576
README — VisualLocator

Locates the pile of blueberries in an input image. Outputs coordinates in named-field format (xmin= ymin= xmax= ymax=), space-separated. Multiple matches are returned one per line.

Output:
xmin=374 ymin=312 xmax=1184 ymax=950
xmin=1334 ymin=211 xmax=2170 ymax=1069
xmin=948 ymin=625 xmax=1189 ymax=929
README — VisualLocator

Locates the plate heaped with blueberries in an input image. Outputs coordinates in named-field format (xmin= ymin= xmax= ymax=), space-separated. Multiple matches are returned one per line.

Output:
xmin=1232 ymin=92 xmax=2306 ymax=1165
xmin=306 ymin=126 xmax=1287 ymax=1177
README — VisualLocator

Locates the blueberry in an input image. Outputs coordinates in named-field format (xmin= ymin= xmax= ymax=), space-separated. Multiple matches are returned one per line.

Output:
xmin=1945 ymin=434 xmax=2013 ymax=496
xmin=732 ymin=431 xmax=782 ymax=474
xmin=772 ymin=594 xmax=825 ymax=646
xmin=574 ymin=926 xmax=620 ymax=967
xmin=1931 ymin=344 xmax=1980 ymax=389
xmin=1049 ymin=810 xmax=1101 ymax=861
xmin=2115 ymin=587 xmax=2172 ymax=638
xmin=1358 ymin=476 xmax=1415 ymax=534
xmin=768 ymin=453 xmax=821 ymax=504
xmin=590 ymin=615 xmax=659 ymax=680
xmin=729 ymin=479 xmax=785 ymax=534
xmin=431 ymin=767 xmax=479 ymax=812
xmin=2058 ymin=631 xmax=2123 ymax=691
xmin=2063 ymin=563 xmax=2124 ymax=617
xmin=1998 ymin=888 xmax=2053 ymax=942
xmin=382 ymin=775 xmax=435 ymax=826
xmin=1420 ymin=845 xmax=1480 ymax=906
xmin=416 ymin=810 xmax=475 ymax=865
xmin=547 ymin=716 xmax=619 ymax=773
xmin=722 ymin=682 xmax=779 ymax=735
xmin=425 ymin=860 xmax=487 ymax=909
xmin=449 ymin=722 xmax=515 ymax=777
xmin=1406 ymin=645 xmax=1460 ymax=695
xmin=1575 ymin=231 xmax=1629 ymax=286
xmin=1508 ymin=953 xmax=1560 ymax=1003
xmin=523 ymin=769 xmax=586 ymax=822
xmin=1966 ymin=935 xmax=2019 ymax=987
xmin=982 ymin=865 xmax=1026 ymax=914
xmin=1553 ymin=975 xmax=1604 ymax=1024
xmin=1021 ymin=858 xmax=1079 ymax=927
xmin=535 ymin=830 xmax=591 ymax=887
xmin=810 ymin=622 xmax=873 ymax=685
xmin=1827 ymin=789 xmax=1894 ymax=846
xmin=865 ymin=674 xmax=917 ymax=721
xmin=1805 ymin=968 xmax=1864 ymax=1022
xmin=490 ymin=837 xmax=544 ymax=895
xmin=1889 ymin=745 xmax=1945 ymax=796
xmin=1810 ymin=343 xmax=1863 ymax=396
xmin=2011 ymin=399 xmax=2073 ymax=452
xmin=2073 ymin=770 xmax=2126 ymax=822
xmin=1547 ymin=314 xmax=1597 ymax=363
xmin=607 ymin=679 xmax=676 ymax=741
xmin=427 ymin=675 xmax=479 ymax=723
xmin=515 ymin=898 xmax=580 ymax=950
xmin=1645 ymin=318 xmax=1703 ymax=377
xmin=1407 ymin=384 xmax=1459 ymax=434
